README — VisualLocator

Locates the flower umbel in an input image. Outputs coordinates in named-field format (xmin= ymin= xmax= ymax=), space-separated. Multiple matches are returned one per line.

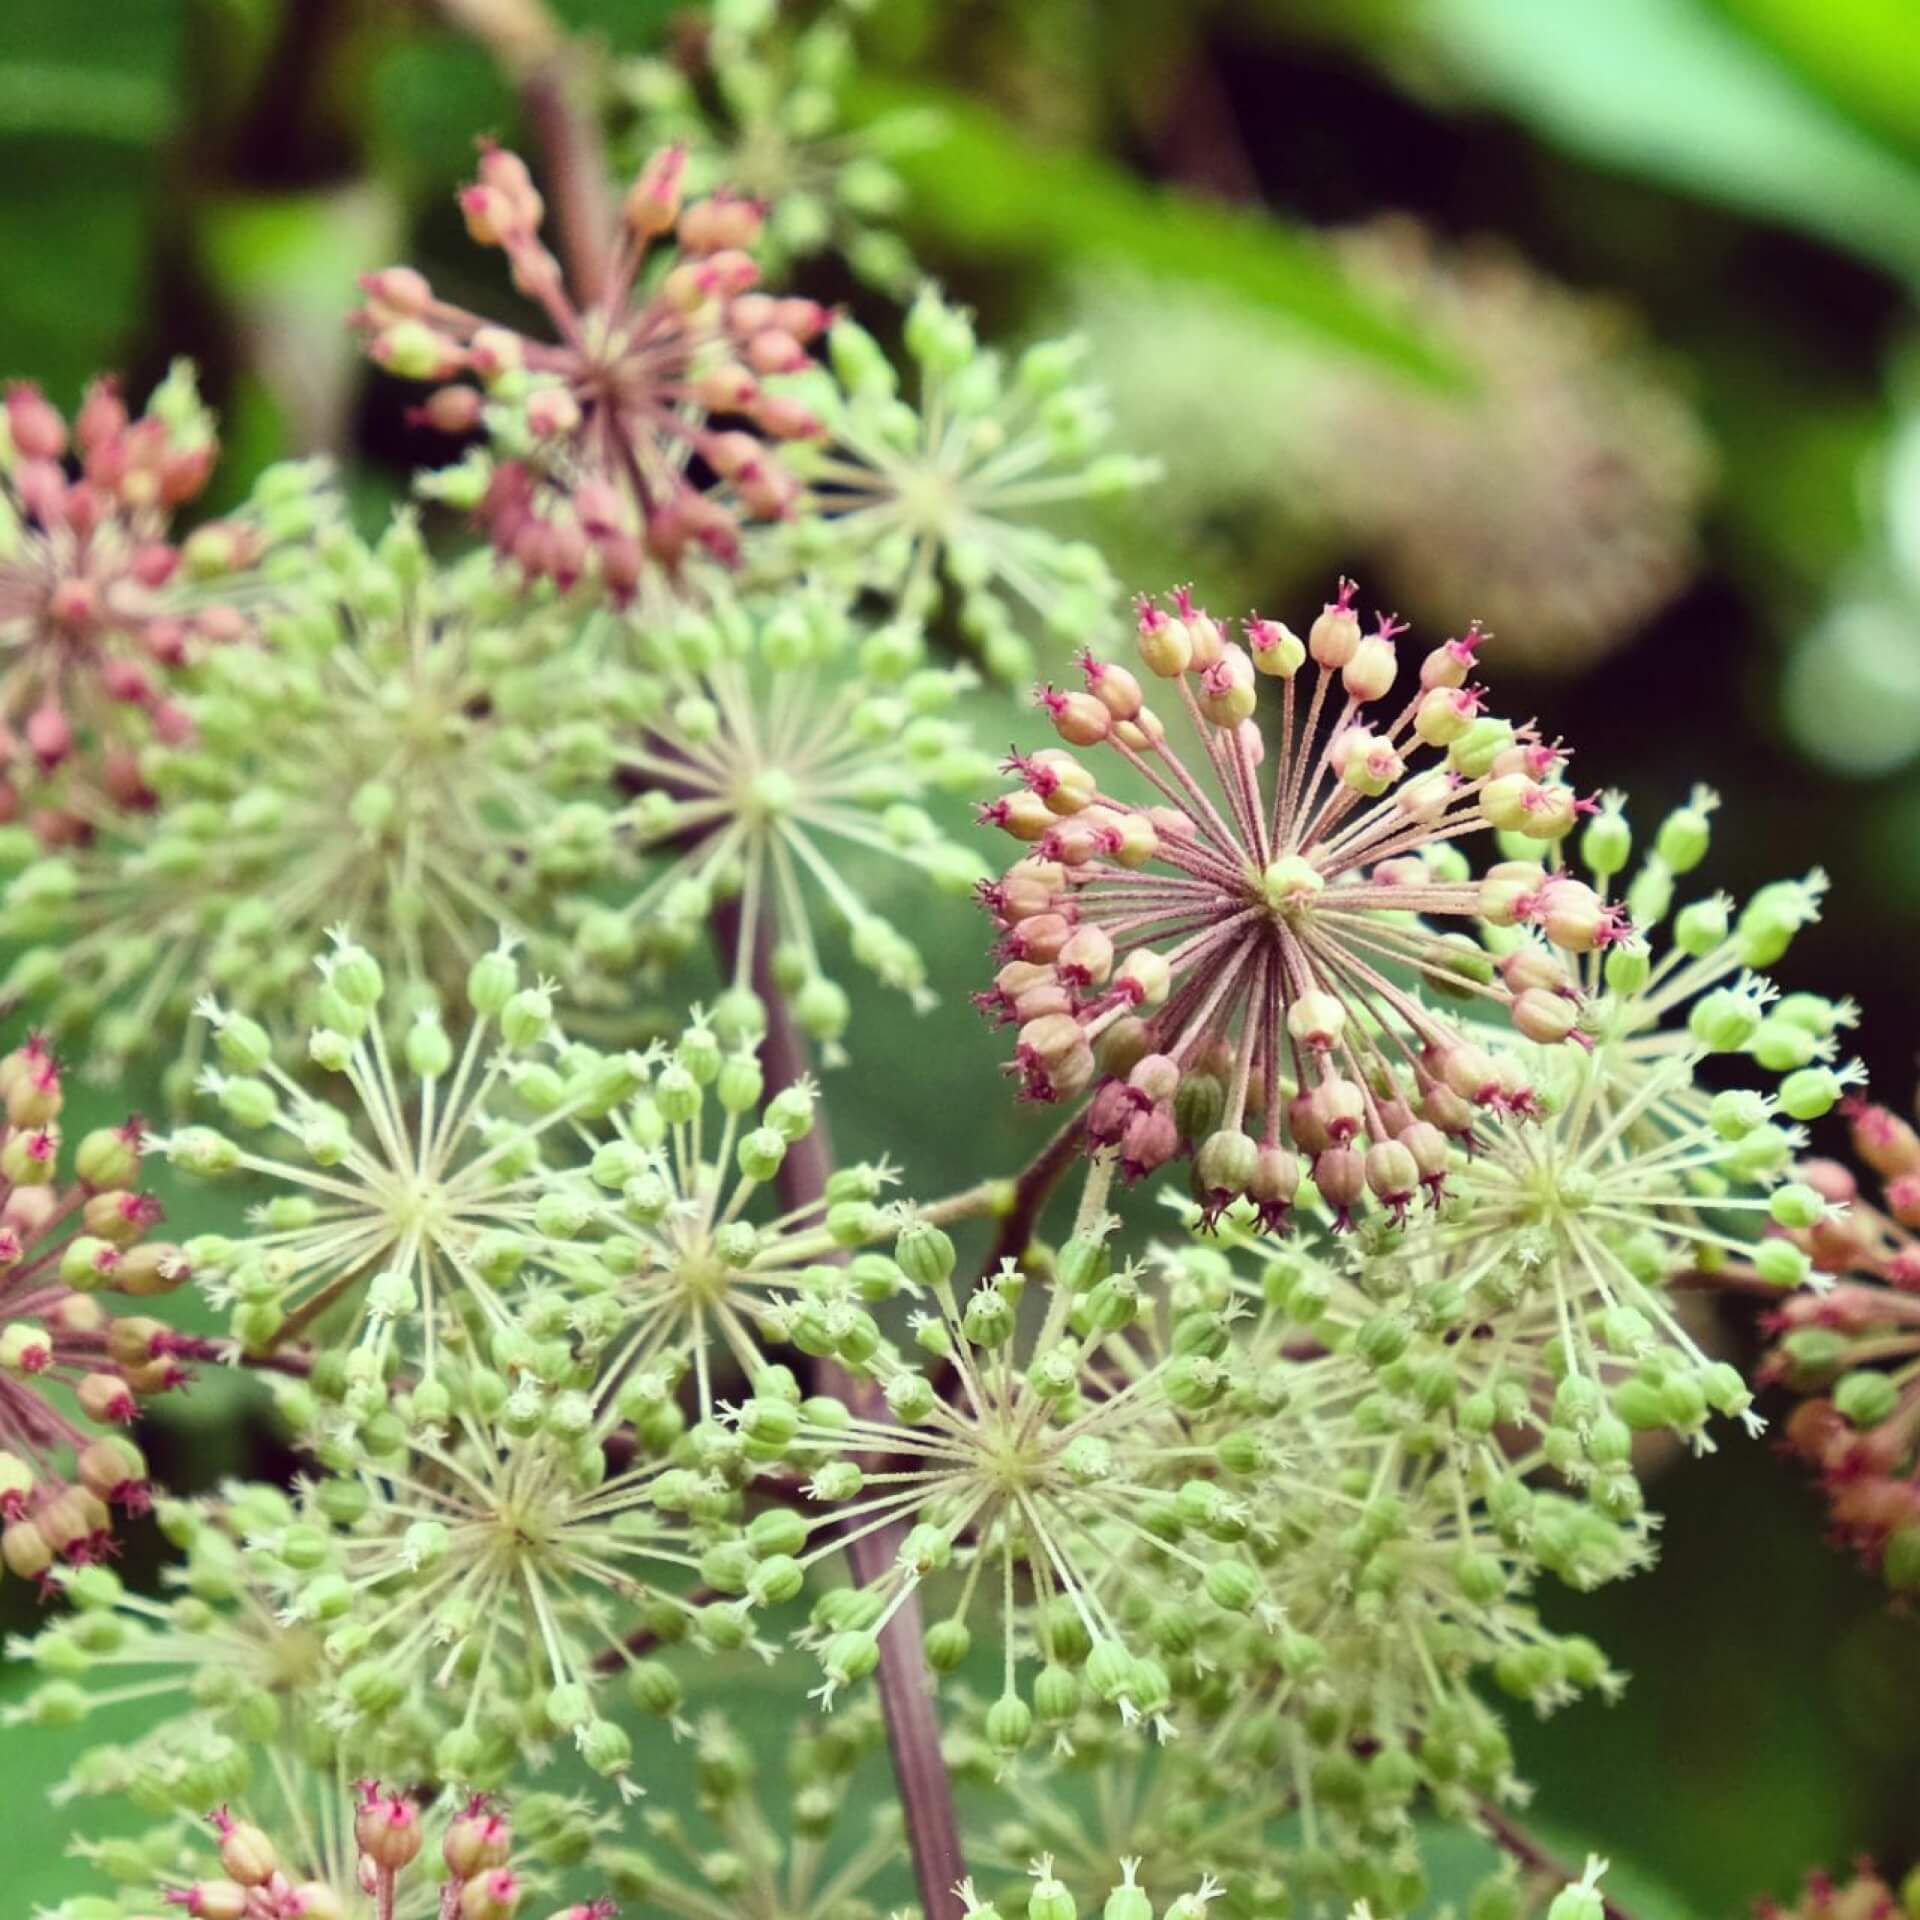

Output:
xmin=616 ymin=0 xmax=935 ymax=295
xmin=356 ymin=140 xmax=827 ymax=595
xmin=603 ymin=586 xmax=991 ymax=1045
xmin=0 ymin=366 xmax=331 ymax=828
xmin=0 ymin=518 xmax=633 ymax=1082
xmin=980 ymin=582 xmax=1605 ymax=1228
xmin=772 ymin=291 xmax=1157 ymax=682
xmin=155 ymin=936 xmax=627 ymax=1376
xmin=0 ymin=1032 xmax=190 ymax=1581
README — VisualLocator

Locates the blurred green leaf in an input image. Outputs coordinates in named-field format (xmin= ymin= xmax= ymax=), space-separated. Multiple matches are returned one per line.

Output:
xmin=0 ymin=65 xmax=174 ymax=143
xmin=0 ymin=140 xmax=154 ymax=398
xmin=369 ymin=32 xmax=516 ymax=185
xmin=1709 ymin=0 xmax=1920 ymax=167
xmin=848 ymin=78 xmax=1474 ymax=389
xmin=1423 ymin=0 xmax=1920 ymax=285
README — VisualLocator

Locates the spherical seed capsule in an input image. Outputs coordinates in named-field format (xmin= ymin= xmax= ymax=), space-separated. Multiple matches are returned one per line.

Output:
xmin=1512 ymin=986 xmax=1579 ymax=1044
xmin=1309 ymin=581 xmax=1362 ymax=668
xmin=1286 ymin=990 xmax=1346 ymax=1052
xmin=1343 ymin=632 xmax=1399 ymax=702
xmin=1246 ymin=615 xmax=1306 ymax=677
xmin=1037 ymin=686 xmax=1111 ymax=746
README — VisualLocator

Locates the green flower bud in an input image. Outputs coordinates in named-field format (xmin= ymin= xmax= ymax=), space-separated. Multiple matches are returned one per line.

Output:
xmin=986 ymin=1691 xmax=1034 ymax=1754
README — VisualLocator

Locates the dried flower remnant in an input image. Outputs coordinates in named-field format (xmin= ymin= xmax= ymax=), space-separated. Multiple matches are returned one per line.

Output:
xmin=771 ymin=292 xmax=1157 ymax=682
xmin=979 ymin=581 xmax=1610 ymax=1229
xmin=0 ymin=365 xmax=332 ymax=833
xmin=355 ymin=141 xmax=828 ymax=597
xmin=1757 ymin=1093 xmax=1920 ymax=1595
xmin=1309 ymin=221 xmax=1712 ymax=673
xmin=605 ymin=588 xmax=991 ymax=1048
xmin=0 ymin=1033 xmax=192 ymax=1584
xmin=0 ymin=520 xmax=633 ymax=1081
xmin=153 ymin=937 xmax=626 ymax=1379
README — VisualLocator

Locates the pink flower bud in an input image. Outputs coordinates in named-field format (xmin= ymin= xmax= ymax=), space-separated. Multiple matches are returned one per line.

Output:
xmin=1310 ymin=1076 xmax=1365 ymax=1144
xmin=1420 ymin=621 xmax=1486 ymax=690
xmin=213 ymin=1812 xmax=279 ymax=1886
xmin=1036 ymin=684 xmax=1111 ymax=747
xmin=444 ymin=1804 xmax=514 ymax=1879
xmin=1120 ymin=1102 xmax=1178 ymax=1180
xmin=1088 ymin=1079 xmax=1140 ymax=1146
xmin=745 ymin=327 xmax=808 ymax=376
xmin=751 ymin=392 xmax=822 ymax=440
xmin=1343 ymin=631 xmax=1399 ymax=703
xmin=1500 ymin=945 xmax=1571 ymax=995
xmin=6 ymin=383 xmax=67 ymax=460
xmin=1250 ymin=1144 xmax=1301 ymax=1228
xmin=177 ymin=1880 xmax=249 ymax=1920
xmin=625 ymin=145 xmax=687 ymax=237
xmin=1080 ymin=650 xmax=1144 ymax=721
xmin=76 ymin=1374 xmax=137 ymax=1424
xmin=1849 ymin=1103 xmax=1920 ymax=1179
xmin=25 ymin=705 xmax=71 ymax=769
xmin=460 ymin=1867 xmax=526 ymax=1920
xmin=693 ymin=362 xmax=759 ymax=412
xmin=131 ymin=541 xmax=181 ymax=587
xmin=525 ymin=386 xmax=582 ymax=439
xmin=360 ymin=265 xmax=435 ymax=316
xmin=1286 ymin=990 xmax=1346 ymax=1052
xmin=459 ymin=184 xmax=513 ymax=247
xmin=1365 ymin=1139 xmax=1419 ymax=1219
xmin=679 ymin=191 xmax=765 ymax=253
xmin=773 ymin=296 xmax=830 ymax=340
xmin=1308 ymin=578 xmax=1361 ymax=668
xmin=418 ymin=385 xmax=485 ymax=434
xmin=1135 ymin=596 xmax=1192 ymax=676
xmin=356 ymin=1785 xmax=425 ymax=1871
xmin=1196 ymin=644 xmax=1257 ymax=728
xmin=1511 ymin=986 xmax=1578 ymax=1045
xmin=1414 ymin=684 xmax=1478 ymax=746
xmin=1313 ymin=1145 xmax=1366 ymax=1227
xmin=1058 ymin=925 xmax=1114 ymax=987
xmin=1116 ymin=950 xmax=1171 ymax=1009
xmin=1246 ymin=615 xmax=1305 ymax=677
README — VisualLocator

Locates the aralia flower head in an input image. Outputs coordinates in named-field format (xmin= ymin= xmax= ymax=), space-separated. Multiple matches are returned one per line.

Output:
xmin=151 ymin=935 xmax=632 ymax=1382
xmin=0 ymin=364 xmax=333 ymax=837
xmin=561 ymin=1015 xmax=900 ymax=1420
xmin=1754 ymin=1091 xmax=1920 ymax=1594
xmin=768 ymin=289 xmax=1158 ymax=682
xmin=598 ymin=584 xmax=992 ymax=1050
xmin=765 ymin=1222 xmax=1281 ymax=1738
xmin=978 ymin=581 xmax=1612 ymax=1231
xmin=354 ymin=140 xmax=829 ymax=598
xmin=614 ymin=0 xmax=935 ymax=295
xmin=0 ymin=517 xmax=633 ymax=1086
xmin=0 ymin=1031 xmax=192 ymax=1582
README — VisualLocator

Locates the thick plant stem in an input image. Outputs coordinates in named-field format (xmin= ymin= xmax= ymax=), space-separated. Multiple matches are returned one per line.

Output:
xmin=978 ymin=1110 xmax=1089 ymax=1281
xmin=710 ymin=901 xmax=967 ymax=1920
xmin=1477 ymin=1801 xmax=1636 ymax=1920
